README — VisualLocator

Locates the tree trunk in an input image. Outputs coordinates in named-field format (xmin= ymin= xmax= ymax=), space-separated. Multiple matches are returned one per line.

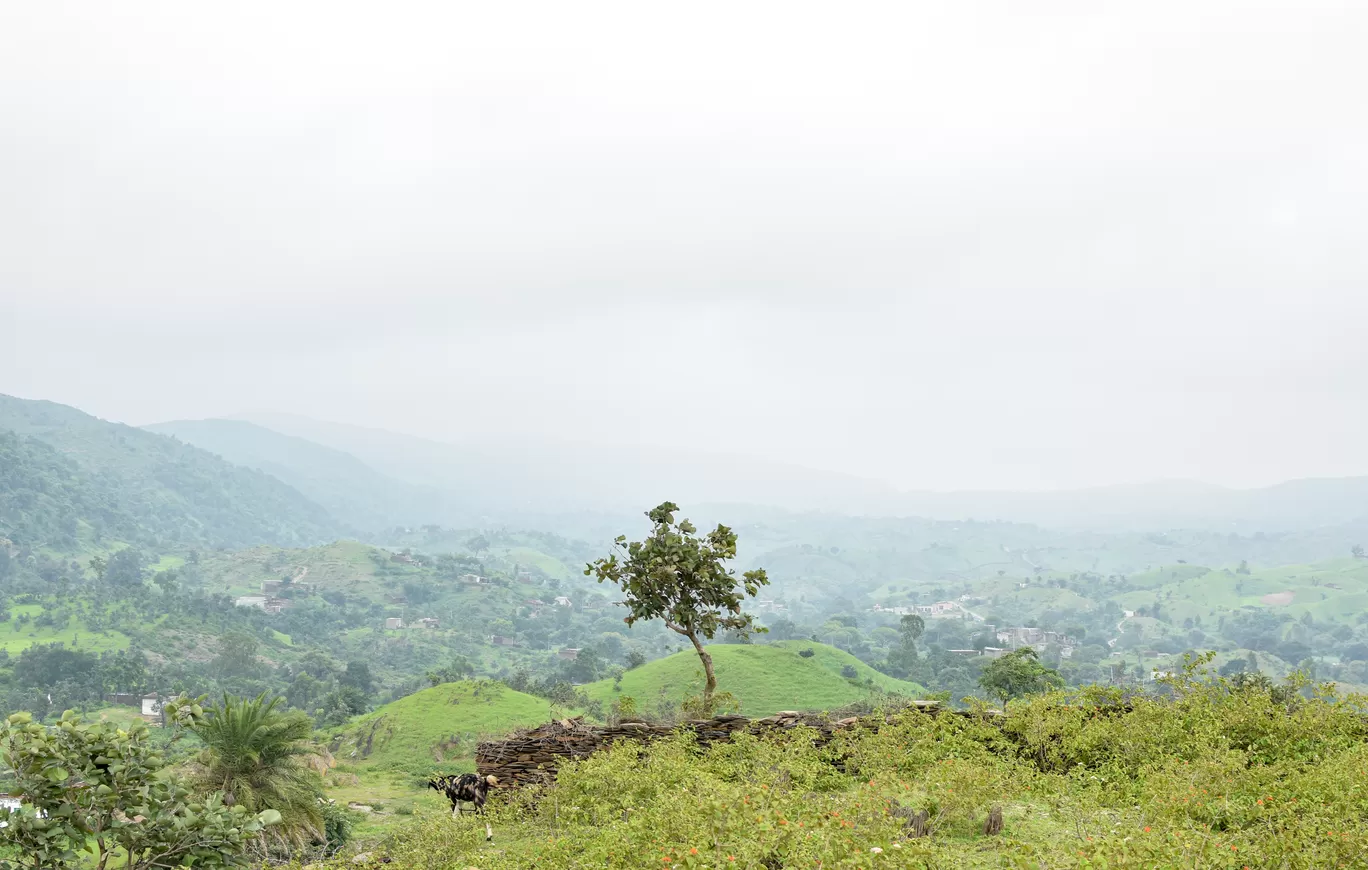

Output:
xmin=690 ymin=633 xmax=717 ymax=704
xmin=667 ymin=623 xmax=717 ymax=709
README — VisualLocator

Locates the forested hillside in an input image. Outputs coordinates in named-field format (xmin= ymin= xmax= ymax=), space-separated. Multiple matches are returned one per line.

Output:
xmin=146 ymin=418 xmax=450 ymax=533
xmin=0 ymin=394 xmax=346 ymax=554
xmin=0 ymin=430 xmax=146 ymax=553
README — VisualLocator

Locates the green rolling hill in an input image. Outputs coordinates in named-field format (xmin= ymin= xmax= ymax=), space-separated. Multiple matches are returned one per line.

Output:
xmin=327 ymin=680 xmax=562 ymax=777
xmin=0 ymin=394 xmax=345 ymax=554
xmin=581 ymin=641 xmax=925 ymax=716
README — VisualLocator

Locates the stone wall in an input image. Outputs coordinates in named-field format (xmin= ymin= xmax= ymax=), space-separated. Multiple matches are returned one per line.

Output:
xmin=476 ymin=701 xmax=952 ymax=789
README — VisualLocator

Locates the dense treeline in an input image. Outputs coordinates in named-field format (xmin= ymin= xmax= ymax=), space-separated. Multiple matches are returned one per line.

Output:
xmin=0 ymin=430 xmax=146 ymax=552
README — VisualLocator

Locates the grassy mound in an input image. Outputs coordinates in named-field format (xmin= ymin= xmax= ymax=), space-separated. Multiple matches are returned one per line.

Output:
xmin=581 ymin=641 xmax=924 ymax=716
xmin=326 ymin=680 xmax=562 ymax=777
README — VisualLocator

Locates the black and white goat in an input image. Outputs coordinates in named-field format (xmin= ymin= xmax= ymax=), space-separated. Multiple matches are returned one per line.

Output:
xmin=428 ymin=773 xmax=499 ymax=840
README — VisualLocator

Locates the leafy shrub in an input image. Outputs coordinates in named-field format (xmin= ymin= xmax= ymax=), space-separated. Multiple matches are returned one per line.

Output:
xmin=798 ymin=648 xmax=815 ymax=658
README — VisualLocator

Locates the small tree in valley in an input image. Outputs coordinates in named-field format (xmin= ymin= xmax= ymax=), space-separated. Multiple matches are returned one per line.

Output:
xmin=978 ymin=647 xmax=1063 ymax=704
xmin=887 ymin=613 xmax=924 ymax=677
xmin=586 ymin=501 xmax=768 ymax=710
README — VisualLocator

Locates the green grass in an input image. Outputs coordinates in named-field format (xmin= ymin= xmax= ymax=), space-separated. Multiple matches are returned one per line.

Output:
xmin=1125 ymin=558 xmax=1368 ymax=627
xmin=326 ymin=680 xmax=564 ymax=777
xmin=321 ymin=680 xmax=566 ymax=834
xmin=148 ymin=554 xmax=186 ymax=573
xmin=0 ymin=605 xmax=131 ymax=655
xmin=195 ymin=540 xmax=391 ymax=596
xmin=501 ymin=547 xmax=572 ymax=580
xmin=580 ymin=641 xmax=924 ymax=716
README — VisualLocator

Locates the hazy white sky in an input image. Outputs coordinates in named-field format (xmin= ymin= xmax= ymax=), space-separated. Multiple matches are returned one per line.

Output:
xmin=3 ymin=1 xmax=1367 ymax=491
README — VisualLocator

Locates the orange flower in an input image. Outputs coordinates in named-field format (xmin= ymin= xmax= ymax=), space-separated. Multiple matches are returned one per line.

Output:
xmin=1144 ymin=827 xmax=1151 ymax=833
xmin=690 ymin=848 xmax=698 ymax=855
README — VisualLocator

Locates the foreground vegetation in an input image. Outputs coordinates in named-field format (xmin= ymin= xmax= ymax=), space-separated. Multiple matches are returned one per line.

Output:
xmin=316 ymin=662 xmax=1368 ymax=869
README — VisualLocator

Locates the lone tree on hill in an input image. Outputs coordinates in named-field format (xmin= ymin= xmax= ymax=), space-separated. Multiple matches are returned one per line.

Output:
xmin=586 ymin=501 xmax=769 ymax=709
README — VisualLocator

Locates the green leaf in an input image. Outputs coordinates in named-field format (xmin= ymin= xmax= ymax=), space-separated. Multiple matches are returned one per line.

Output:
xmin=257 ymin=808 xmax=282 ymax=825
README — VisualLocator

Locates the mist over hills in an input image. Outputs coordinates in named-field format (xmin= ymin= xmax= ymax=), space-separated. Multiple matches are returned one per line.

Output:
xmin=145 ymin=418 xmax=453 ymax=534
xmin=232 ymin=411 xmax=899 ymax=523
xmin=184 ymin=411 xmax=1368 ymax=535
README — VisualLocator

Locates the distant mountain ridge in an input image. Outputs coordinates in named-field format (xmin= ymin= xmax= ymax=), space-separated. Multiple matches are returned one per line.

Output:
xmin=0 ymin=394 xmax=346 ymax=552
xmin=145 ymin=418 xmax=452 ymax=534
xmin=232 ymin=411 xmax=900 ymax=521
xmin=227 ymin=411 xmax=1368 ymax=534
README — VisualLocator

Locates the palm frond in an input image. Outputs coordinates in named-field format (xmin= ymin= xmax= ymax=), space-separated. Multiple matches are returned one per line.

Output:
xmin=188 ymin=692 xmax=325 ymax=846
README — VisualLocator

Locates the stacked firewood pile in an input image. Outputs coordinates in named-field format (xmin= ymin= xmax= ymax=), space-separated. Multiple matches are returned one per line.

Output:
xmin=475 ymin=701 xmax=955 ymax=788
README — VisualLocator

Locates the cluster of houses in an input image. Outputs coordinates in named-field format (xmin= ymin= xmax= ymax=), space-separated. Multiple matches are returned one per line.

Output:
xmin=871 ymin=600 xmax=965 ymax=618
xmin=383 ymin=616 xmax=440 ymax=630
xmin=753 ymin=599 xmax=789 ymax=614
xmin=944 ymin=626 xmax=1080 ymax=660
xmin=995 ymin=626 xmax=1077 ymax=652
xmin=233 ymin=587 xmax=291 ymax=614
xmin=521 ymin=596 xmax=575 ymax=618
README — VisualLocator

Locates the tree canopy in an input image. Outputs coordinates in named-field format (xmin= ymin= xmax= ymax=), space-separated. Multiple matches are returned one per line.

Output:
xmin=586 ymin=501 xmax=768 ymax=707
xmin=977 ymin=647 xmax=1064 ymax=703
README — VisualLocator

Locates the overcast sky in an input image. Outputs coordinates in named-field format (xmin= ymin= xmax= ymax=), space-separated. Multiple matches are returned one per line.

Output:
xmin=3 ymin=1 xmax=1367 ymax=492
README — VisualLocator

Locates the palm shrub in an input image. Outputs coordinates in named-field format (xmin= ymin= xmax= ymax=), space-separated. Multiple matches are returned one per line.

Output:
xmin=187 ymin=693 xmax=325 ymax=848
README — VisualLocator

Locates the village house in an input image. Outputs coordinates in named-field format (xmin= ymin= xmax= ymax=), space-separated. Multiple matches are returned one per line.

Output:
xmin=460 ymin=573 xmax=484 ymax=584
xmin=996 ymin=626 xmax=1079 ymax=651
xmin=261 ymin=579 xmax=282 ymax=595
xmin=385 ymin=617 xmax=404 ymax=630
xmin=557 ymin=648 xmax=581 ymax=660
xmin=872 ymin=604 xmax=915 ymax=616
xmin=234 ymin=595 xmax=267 ymax=610
xmin=491 ymin=635 xmax=520 ymax=647
xmin=553 ymin=596 xmax=573 ymax=608
xmin=417 ymin=617 xmax=439 ymax=629
xmin=141 ymin=694 xmax=166 ymax=726
xmin=262 ymin=597 xmax=289 ymax=615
